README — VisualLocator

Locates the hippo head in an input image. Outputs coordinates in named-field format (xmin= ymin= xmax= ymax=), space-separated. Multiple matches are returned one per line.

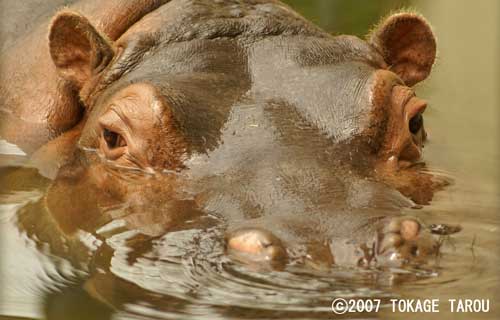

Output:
xmin=40 ymin=2 xmax=445 ymax=268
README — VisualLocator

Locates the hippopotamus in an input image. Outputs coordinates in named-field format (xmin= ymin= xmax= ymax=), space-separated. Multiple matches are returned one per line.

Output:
xmin=0 ymin=0 xmax=452 ymax=271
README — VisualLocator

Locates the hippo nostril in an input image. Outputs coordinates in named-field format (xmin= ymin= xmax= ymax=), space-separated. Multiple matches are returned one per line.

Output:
xmin=400 ymin=219 xmax=420 ymax=241
xmin=226 ymin=228 xmax=287 ymax=265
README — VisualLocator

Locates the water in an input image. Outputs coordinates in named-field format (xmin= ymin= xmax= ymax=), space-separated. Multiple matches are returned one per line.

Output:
xmin=1 ymin=1 xmax=499 ymax=319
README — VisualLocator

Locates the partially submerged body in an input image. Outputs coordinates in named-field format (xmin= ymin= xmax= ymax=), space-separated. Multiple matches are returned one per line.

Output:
xmin=1 ymin=0 xmax=454 ymax=273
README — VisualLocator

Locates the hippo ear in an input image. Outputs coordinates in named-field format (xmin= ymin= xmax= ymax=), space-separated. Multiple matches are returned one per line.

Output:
xmin=368 ymin=12 xmax=436 ymax=86
xmin=49 ymin=11 xmax=114 ymax=88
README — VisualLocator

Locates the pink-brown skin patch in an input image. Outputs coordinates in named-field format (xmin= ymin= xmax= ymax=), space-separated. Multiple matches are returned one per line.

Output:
xmin=226 ymin=228 xmax=288 ymax=269
xmin=95 ymin=83 xmax=187 ymax=171
xmin=400 ymin=219 xmax=420 ymax=241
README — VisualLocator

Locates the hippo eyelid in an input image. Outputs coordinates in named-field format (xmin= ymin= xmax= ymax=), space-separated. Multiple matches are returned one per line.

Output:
xmin=99 ymin=126 xmax=127 ymax=160
xmin=398 ymin=88 xmax=416 ymax=111
xmin=405 ymin=97 xmax=427 ymax=123
xmin=99 ymin=107 xmax=132 ymax=140
xmin=109 ymin=105 xmax=133 ymax=130
xmin=98 ymin=108 xmax=131 ymax=152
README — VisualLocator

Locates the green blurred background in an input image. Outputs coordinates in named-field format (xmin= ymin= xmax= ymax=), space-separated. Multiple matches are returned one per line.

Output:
xmin=285 ymin=0 xmax=410 ymax=36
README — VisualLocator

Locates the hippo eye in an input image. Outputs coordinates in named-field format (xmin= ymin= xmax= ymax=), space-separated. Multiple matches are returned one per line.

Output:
xmin=102 ymin=128 xmax=126 ymax=149
xmin=409 ymin=113 xmax=423 ymax=135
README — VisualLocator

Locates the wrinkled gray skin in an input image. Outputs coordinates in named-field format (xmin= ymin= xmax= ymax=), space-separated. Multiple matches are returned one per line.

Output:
xmin=1 ymin=0 xmax=450 ymax=275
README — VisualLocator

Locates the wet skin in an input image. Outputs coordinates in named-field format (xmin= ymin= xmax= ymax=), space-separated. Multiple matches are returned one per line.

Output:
xmin=0 ymin=0 xmax=452 ymax=271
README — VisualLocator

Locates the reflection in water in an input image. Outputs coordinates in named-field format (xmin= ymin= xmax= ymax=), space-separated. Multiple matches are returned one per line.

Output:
xmin=1 ymin=1 xmax=499 ymax=320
